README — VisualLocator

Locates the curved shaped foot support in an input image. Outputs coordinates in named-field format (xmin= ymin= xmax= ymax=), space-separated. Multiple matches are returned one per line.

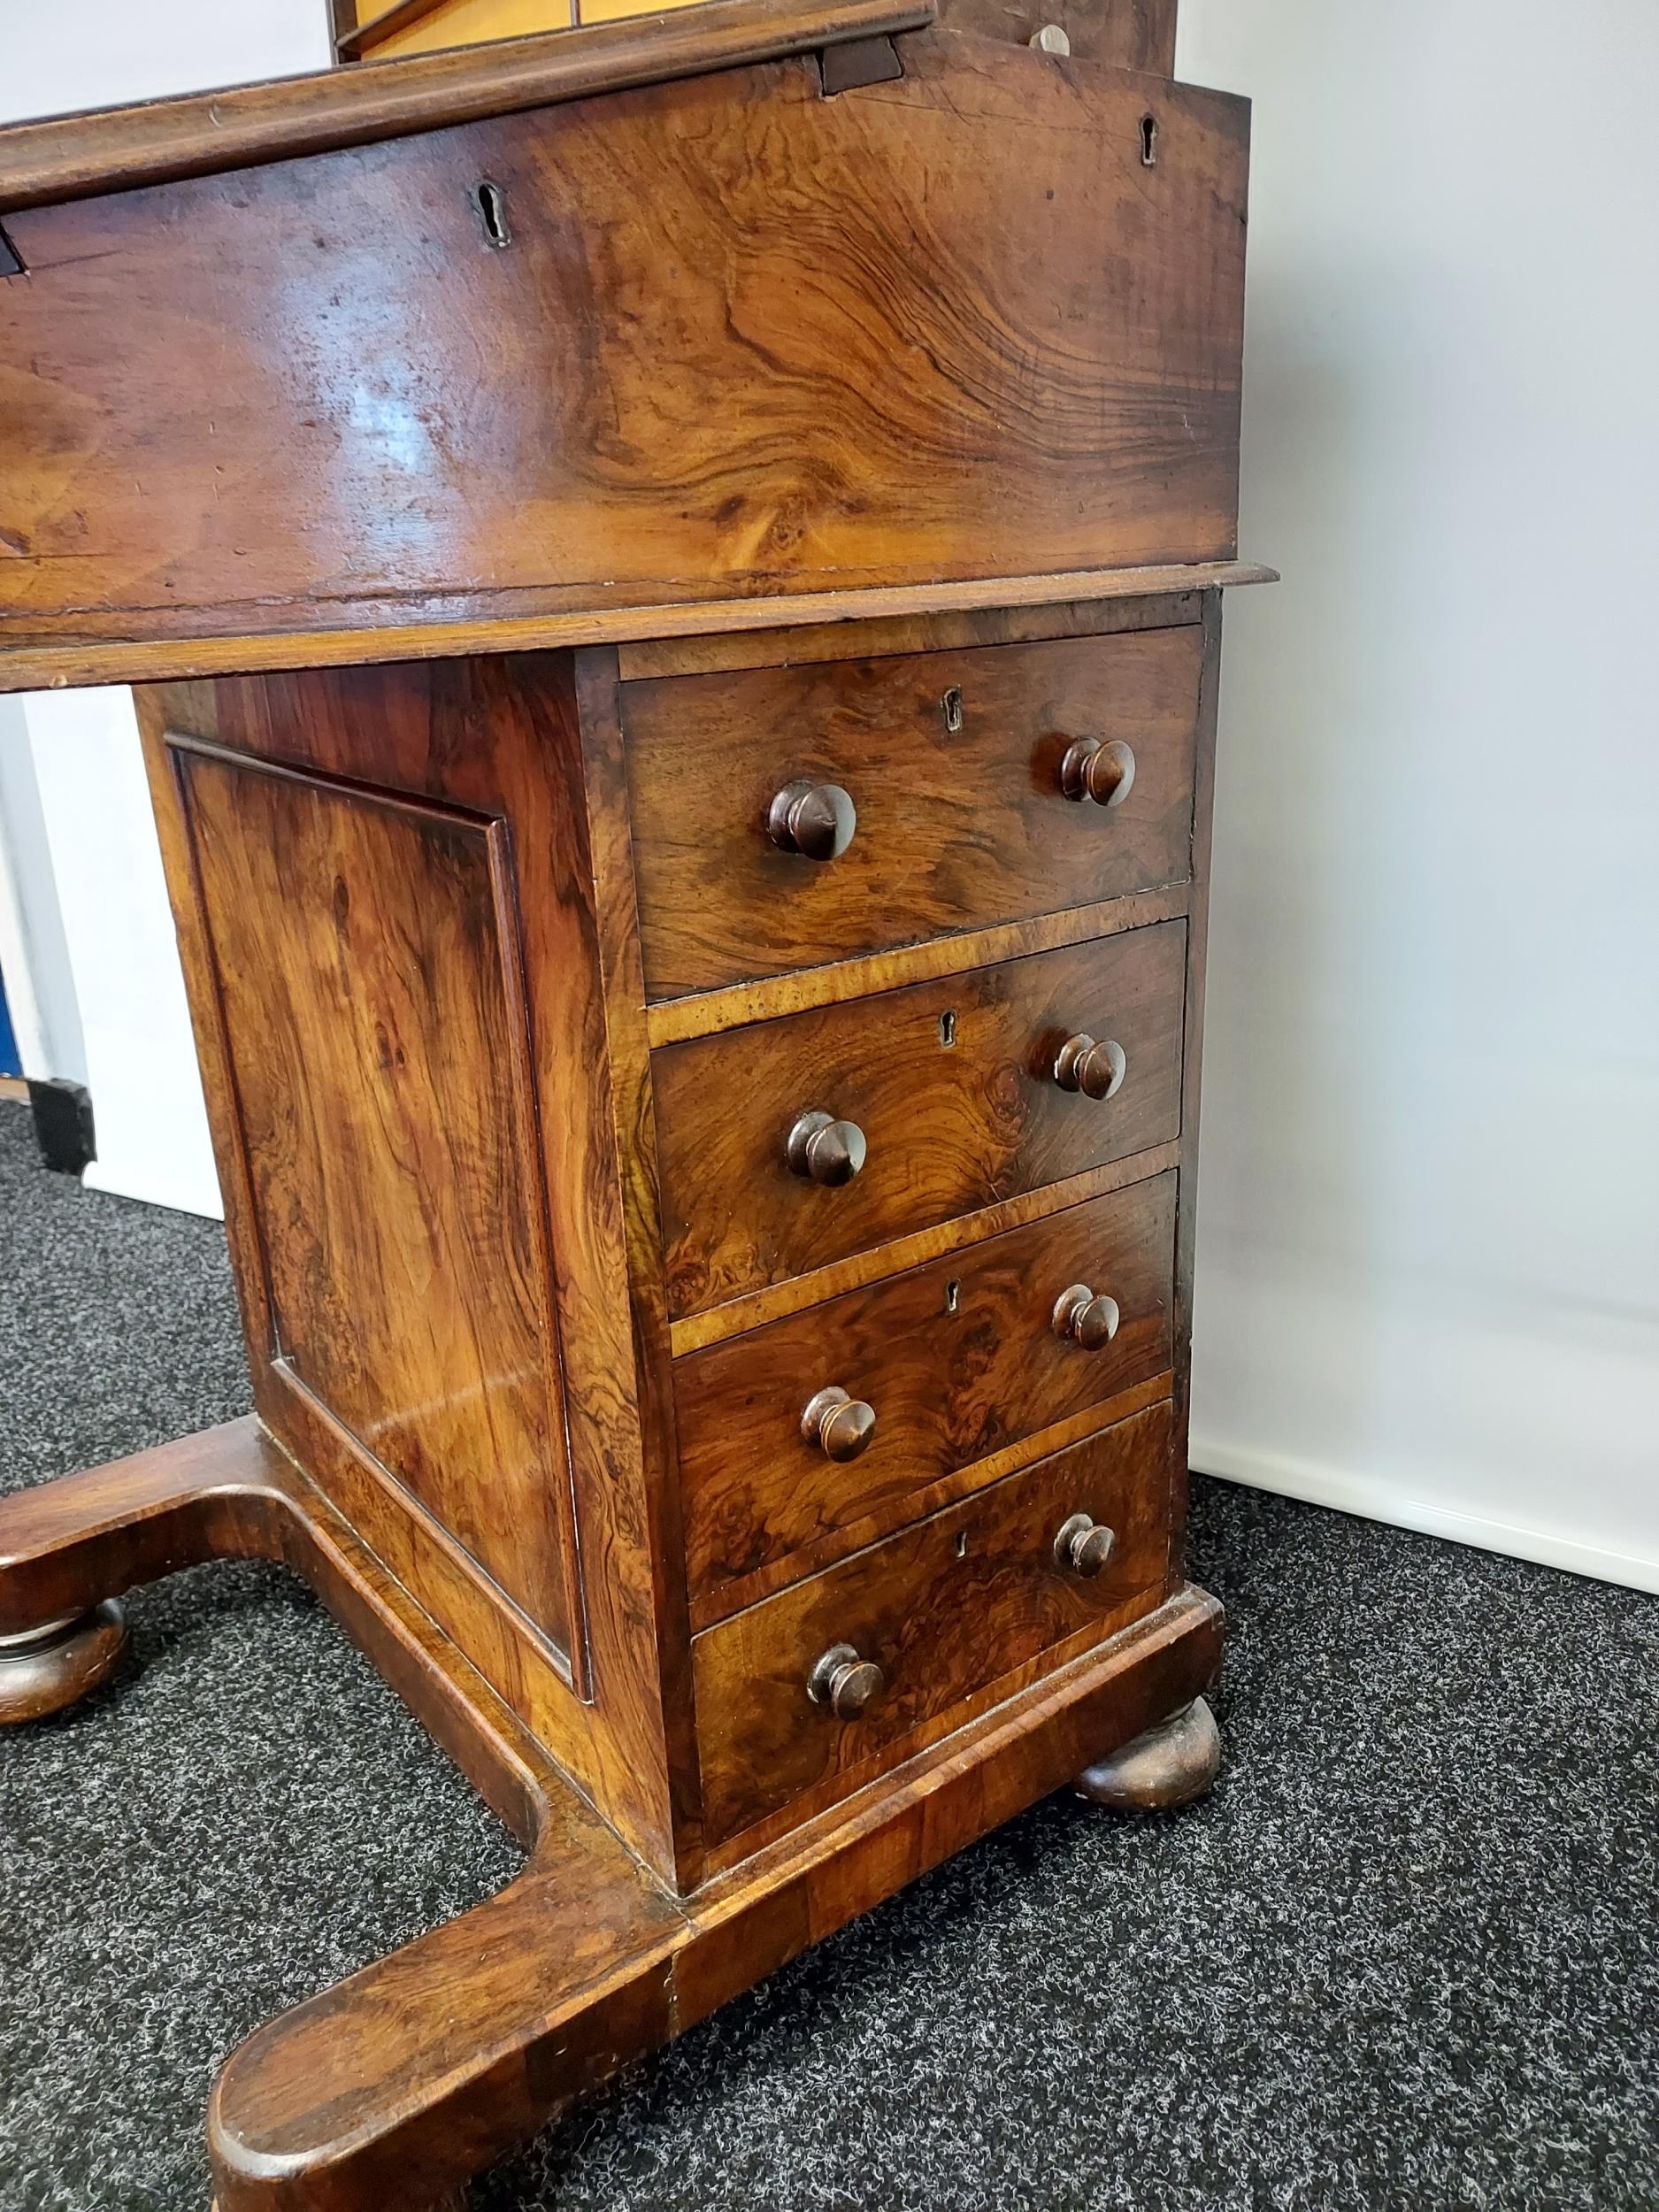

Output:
xmin=0 ymin=1598 xmax=129 ymax=1724
xmin=9 ymin=1427 xmax=1227 ymax=2208
xmin=1073 ymin=1694 xmax=1220 ymax=1811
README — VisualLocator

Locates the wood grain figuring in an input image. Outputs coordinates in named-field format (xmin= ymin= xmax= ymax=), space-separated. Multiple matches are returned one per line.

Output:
xmin=142 ymin=653 xmax=694 ymax=1881
xmin=938 ymin=0 xmax=1176 ymax=72
xmin=671 ymin=1139 xmax=1181 ymax=1352
xmin=175 ymin=745 xmax=579 ymax=1658
xmin=0 ymin=566 xmax=1274 ymax=698
xmin=0 ymin=0 xmax=933 ymax=211
xmin=613 ymin=588 xmax=1202 ymax=681
xmin=678 ymin=1171 xmax=1176 ymax=1608
xmin=685 ymin=1573 xmax=1221 ymax=1939
xmin=625 ymin=624 xmax=1203 ymax=998
xmin=2 ymin=0 xmax=1259 ymax=2169
xmin=656 ymin=919 xmax=1187 ymax=1317
xmin=335 ymin=0 xmax=1168 ymax=80
xmin=692 ymin=1400 xmax=1173 ymax=1843
xmin=0 ymin=35 xmax=1248 ymax=661
xmin=645 ymin=885 xmax=1190 ymax=1048
xmin=571 ymin=644 xmax=709 ymax=1875
xmin=691 ymin=1369 xmax=1171 ymax=1627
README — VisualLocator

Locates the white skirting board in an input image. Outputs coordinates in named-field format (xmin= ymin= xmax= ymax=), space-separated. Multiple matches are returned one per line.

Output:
xmin=1191 ymin=1435 xmax=1659 ymax=1601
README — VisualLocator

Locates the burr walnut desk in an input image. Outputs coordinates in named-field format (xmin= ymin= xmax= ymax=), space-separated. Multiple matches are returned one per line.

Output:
xmin=0 ymin=1 xmax=1271 ymax=2200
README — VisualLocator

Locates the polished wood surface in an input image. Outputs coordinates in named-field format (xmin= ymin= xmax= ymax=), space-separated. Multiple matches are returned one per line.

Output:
xmin=141 ymin=653 xmax=700 ymax=1881
xmin=938 ymin=0 xmax=1175 ymax=71
xmin=1074 ymin=1692 xmax=1221 ymax=1809
xmin=689 ymin=1371 xmax=1172 ymax=1624
xmin=176 ymin=741 xmax=581 ymax=1658
xmin=671 ymin=1140 xmax=1182 ymax=1352
xmin=0 ymin=33 xmax=1248 ymax=671
xmin=677 ymin=1171 xmax=1177 ymax=1609
xmin=647 ymin=884 xmax=1190 ymax=1048
xmin=691 ymin=1400 xmax=1173 ymax=1843
xmin=0 ymin=563 xmax=1272 ymax=698
xmin=342 ymin=0 xmax=1173 ymax=68
xmin=1169 ymin=589 xmax=1225 ymax=1571
xmin=656 ymin=919 xmax=1187 ymax=1316
xmin=614 ymin=584 xmax=1204 ymax=681
xmin=1 ymin=1417 xmax=1225 ymax=2205
xmin=625 ymin=623 xmax=1203 ymax=998
xmin=0 ymin=1601 xmax=128 ymax=1723
xmin=1 ymin=3 xmax=1260 ymax=2187
xmin=0 ymin=0 xmax=931 ymax=211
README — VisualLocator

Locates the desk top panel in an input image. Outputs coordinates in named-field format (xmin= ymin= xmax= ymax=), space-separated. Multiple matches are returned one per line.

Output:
xmin=0 ymin=16 xmax=1249 ymax=687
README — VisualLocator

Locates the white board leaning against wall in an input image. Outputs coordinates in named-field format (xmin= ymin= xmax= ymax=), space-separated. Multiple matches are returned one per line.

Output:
xmin=0 ymin=0 xmax=334 ymax=1218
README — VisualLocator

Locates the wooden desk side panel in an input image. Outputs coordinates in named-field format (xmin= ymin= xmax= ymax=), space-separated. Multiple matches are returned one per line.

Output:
xmin=170 ymin=749 xmax=580 ymax=1658
xmin=136 ymin=652 xmax=695 ymax=1880
xmin=0 ymin=30 xmax=1248 ymax=662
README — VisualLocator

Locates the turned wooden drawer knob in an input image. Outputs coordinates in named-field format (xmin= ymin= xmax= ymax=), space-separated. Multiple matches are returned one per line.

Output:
xmin=1052 ymin=1033 xmax=1127 ymax=1100
xmin=1052 ymin=1283 xmax=1121 ymax=1350
xmin=802 ymin=1385 xmax=877 ymax=1461
xmin=808 ymin=1641 xmax=885 ymax=1719
xmin=787 ymin=1109 xmax=867 ymax=1186
xmin=1053 ymin=1511 xmax=1117 ymax=1578
xmin=768 ymin=780 xmax=856 ymax=861
xmin=1060 ymin=736 xmax=1136 ymax=808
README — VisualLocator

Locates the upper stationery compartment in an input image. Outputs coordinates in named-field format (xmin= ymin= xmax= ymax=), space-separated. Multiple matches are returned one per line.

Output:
xmin=0 ymin=1 xmax=1248 ymax=677
xmin=625 ymin=622 xmax=1204 ymax=1000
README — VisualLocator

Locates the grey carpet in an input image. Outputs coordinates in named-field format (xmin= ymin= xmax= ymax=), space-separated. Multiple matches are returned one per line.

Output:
xmin=1 ymin=1094 xmax=1655 ymax=2212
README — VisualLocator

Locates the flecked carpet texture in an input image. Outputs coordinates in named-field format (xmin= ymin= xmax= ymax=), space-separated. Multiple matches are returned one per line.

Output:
xmin=2 ymin=1094 xmax=1656 ymax=2212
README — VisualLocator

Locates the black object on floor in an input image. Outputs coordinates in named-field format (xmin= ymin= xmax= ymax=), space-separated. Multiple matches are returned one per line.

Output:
xmin=2 ymin=1096 xmax=1656 ymax=2212
xmin=26 ymin=1078 xmax=96 ymax=1179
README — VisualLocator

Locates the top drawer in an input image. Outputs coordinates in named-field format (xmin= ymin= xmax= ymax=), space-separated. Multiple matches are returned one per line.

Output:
xmin=622 ymin=626 xmax=1203 ymax=1001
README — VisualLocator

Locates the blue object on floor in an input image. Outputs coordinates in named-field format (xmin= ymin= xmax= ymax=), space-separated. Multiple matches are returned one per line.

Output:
xmin=0 ymin=963 xmax=21 ymax=1078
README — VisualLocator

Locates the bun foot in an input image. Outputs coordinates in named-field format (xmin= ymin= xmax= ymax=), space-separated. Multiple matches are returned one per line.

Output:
xmin=1073 ymin=1694 xmax=1220 ymax=1811
xmin=0 ymin=1599 xmax=128 ymax=1724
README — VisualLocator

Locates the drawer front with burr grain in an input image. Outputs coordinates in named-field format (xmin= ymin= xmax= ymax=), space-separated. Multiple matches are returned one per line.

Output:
xmin=690 ymin=1400 xmax=1176 ymax=1847
xmin=677 ymin=1171 xmax=1178 ymax=1620
xmin=653 ymin=921 xmax=1187 ymax=1320
xmin=623 ymin=625 xmax=1203 ymax=1002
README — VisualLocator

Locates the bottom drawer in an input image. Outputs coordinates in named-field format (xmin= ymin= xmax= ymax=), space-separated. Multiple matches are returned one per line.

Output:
xmin=692 ymin=1400 xmax=1175 ymax=1847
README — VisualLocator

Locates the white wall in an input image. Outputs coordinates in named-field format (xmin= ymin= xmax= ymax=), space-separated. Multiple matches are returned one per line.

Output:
xmin=1178 ymin=0 xmax=1659 ymax=1588
xmin=0 ymin=695 xmax=88 ymax=1085
xmin=1 ymin=1 xmax=329 ymax=121
xmin=0 ymin=0 xmax=332 ymax=1214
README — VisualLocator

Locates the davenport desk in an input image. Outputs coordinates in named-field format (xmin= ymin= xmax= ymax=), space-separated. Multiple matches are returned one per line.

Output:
xmin=0 ymin=1 xmax=1271 ymax=2200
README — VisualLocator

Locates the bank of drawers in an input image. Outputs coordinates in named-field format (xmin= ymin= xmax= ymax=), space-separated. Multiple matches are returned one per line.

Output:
xmin=624 ymin=616 xmax=1202 ymax=1850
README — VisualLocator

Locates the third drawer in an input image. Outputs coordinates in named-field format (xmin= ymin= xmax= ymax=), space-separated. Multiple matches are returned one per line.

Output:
xmin=678 ymin=1170 xmax=1178 ymax=1620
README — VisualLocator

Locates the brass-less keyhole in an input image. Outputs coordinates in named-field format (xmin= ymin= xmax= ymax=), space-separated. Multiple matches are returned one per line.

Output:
xmin=939 ymin=1010 xmax=957 ymax=1048
xmin=475 ymin=180 xmax=511 ymax=247
xmin=941 ymin=687 xmax=964 ymax=734
xmin=944 ymin=1278 xmax=962 ymax=1315
xmin=1140 ymin=113 xmax=1159 ymax=166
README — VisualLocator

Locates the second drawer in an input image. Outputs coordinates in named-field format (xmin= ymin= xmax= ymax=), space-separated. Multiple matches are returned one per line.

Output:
xmin=656 ymin=918 xmax=1187 ymax=1318
xmin=677 ymin=1171 xmax=1178 ymax=1617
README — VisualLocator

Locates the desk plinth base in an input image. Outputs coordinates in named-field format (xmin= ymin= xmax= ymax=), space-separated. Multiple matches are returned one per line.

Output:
xmin=1 ymin=1417 xmax=1224 ymax=2209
